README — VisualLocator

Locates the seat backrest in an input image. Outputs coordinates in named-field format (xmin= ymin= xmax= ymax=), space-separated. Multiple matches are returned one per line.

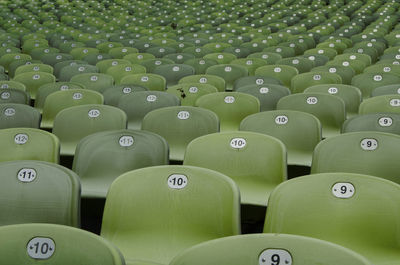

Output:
xmin=0 ymin=103 xmax=41 ymax=129
xmin=183 ymin=131 xmax=286 ymax=206
xmin=359 ymin=95 xmax=400 ymax=114
xmin=101 ymin=165 xmax=240 ymax=265
xmin=290 ymin=71 xmax=342 ymax=94
xmin=95 ymin=59 xmax=131 ymax=73
xmin=142 ymin=106 xmax=219 ymax=161
xmin=264 ymin=172 xmax=400 ymax=264
xmin=153 ymin=64 xmax=195 ymax=87
xmin=73 ymin=129 xmax=169 ymax=198
xmin=0 ymin=160 xmax=79 ymax=226
xmin=70 ymin=73 xmax=114 ymax=93
xmin=371 ymin=84 xmax=400 ymax=97
xmin=179 ymin=74 xmax=226 ymax=92
xmin=0 ymin=223 xmax=124 ymax=264
xmin=58 ymin=63 xmax=98 ymax=82
xmin=53 ymin=104 xmax=127 ymax=156
xmin=351 ymin=72 xmax=400 ymax=99
xmin=103 ymin=84 xmax=148 ymax=106
xmin=106 ymin=64 xmax=146 ymax=85
xmin=254 ymin=64 xmax=299 ymax=89
xmin=342 ymin=113 xmax=400 ymax=135
xmin=311 ymin=131 xmax=400 ymax=183
xmin=13 ymin=71 xmax=56 ymax=99
xmin=0 ymin=88 xmax=30 ymax=105
xmin=169 ymin=233 xmax=372 ymax=265
xmin=233 ymin=76 xmax=282 ymax=91
xmin=205 ymin=64 xmax=248 ymax=91
xmin=166 ymin=83 xmax=218 ymax=106
xmin=120 ymin=73 xmax=166 ymax=91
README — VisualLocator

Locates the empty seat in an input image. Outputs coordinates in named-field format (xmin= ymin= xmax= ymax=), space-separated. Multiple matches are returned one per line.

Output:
xmin=0 ymin=103 xmax=41 ymax=129
xmin=183 ymin=131 xmax=286 ymax=206
xmin=179 ymin=74 xmax=226 ymax=92
xmin=342 ymin=113 xmax=400 ymax=135
xmin=106 ymin=64 xmax=146 ymax=85
xmin=103 ymin=84 xmax=148 ymax=106
xmin=291 ymin=72 xmax=342 ymax=94
xmin=254 ymin=65 xmax=298 ymax=89
xmin=13 ymin=71 xmax=56 ymax=99
xmin=0 ymin=88 xmax=30 ymax=105
xmin=372 ymin=84 xmax=400 ymax=97
xmin=120 ymin=73 xmax=166 ymax=91
xmin=70 ymin=73 xmax=114 ymax=93
xmin=205 ymin=64 xmax=248 ymax=91
xmin=58 ymin=64 xmax=98 ymax=82
xmin=0 ymin=160 xmax=79 ymax=226
xmin=236 ymin=84 xmax=290 ymax=111
xmin=100 ymin=165 xmax=240 ymax=265
xmin=166 ymin=83 xmax=218 ymax=106
xmin=153 ymin=64 xmax=195 ymax=87
xmin=73 ymin=129 xmax=169 ymax=198
xmin=233 ymin=76 xmax=282 ymax=91
xmin=351 ymin=73 xmax=400 ymax=99
xmin=264 ymin=172 xmax=400 ymax=265
xmin=359 ymin=95 xmax=400 ymax=114
xmin=312 ymin=64 xmax=356 ymax=85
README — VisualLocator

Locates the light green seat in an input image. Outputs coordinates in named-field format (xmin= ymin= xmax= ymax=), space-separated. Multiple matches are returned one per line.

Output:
xmin=103 ymin=84 xmax=148 ymax=106
xmin=304 ymin=84 xmax=362 ymax=117
xmin=41 ymin=52 xmax=74 ymax=66
xmin=0 ymin=128 xmax=59 ymax=163
xmin=335 ymin=53 xmax=372 ymax=67
xmin=327 ymin=58 xmax=366 ymax=75
xmin=96 ymin=59 xmax=131 ymax=74
xmin=183 ymin=58 xmax=218 ymax=75
xmin=53 ymin=104 xmax=127 ymax=156
xmin=139 ymin=58 xmax=175 ymax=73
xmin=142 ymin=106 xmax=219 ymax=161
xmin=0 ymin=223 xmax=124 ymax=264
xmin=205 ymin=64 xmax=248 ymax=91
xmin=342 ymin=113 xmax=400 ymax=135
xmin=359 ymin=95 xmax=400 ymax=114
xmin=254 ymin=65 xmax=298 ymax=89
xmin=276 ymin=57 xmax=315 ymax=74
xmin=304 ymin=47 xmax=338 ymax=60
xmin=264 ymin=172 xmax=400 ymax=265
xmin=183 ymin=131 xmax=286 ymax=206
xmin=240 ymin=110 xmax=321 ymax=167
xmin=120 ymin=73 xmax=166 ymax=91
xmin=247 ymin=52 xmax=282 ymax=64
xmin=106 ymin=64 xmax=146 ymax=85
xmin=0 ymin=103 xmax=41 ymax=129
xmin=0 ymin=88 xmax=30 ymax=105
xmin=166 ymin=83 xmax=218 ymax=106
xmin=73 ymin=129 xmax=168 ymax=198
xmin=195 ymin=92 xmax=259 ymax=131
xmin=0 ymin=80 xmax=26 ymax=91
xmin=41 ymin=89 xmax=104 ymax=129
xmin=70 ymin=47 xmax=99 ymax=60
xmin=117 ymin=91 xmax=180 ymax=129
xmin=153 ymin=64 xmax=195 ymax=88
xmin=0 ymin=160 xmax=79 ymax=226
xmin=70 ymin=73 xmax=114 ymax=93
xmin=13 ymin=71 xmax=56 ymax=100
xmin=101 ymin=165 xmax=240 ymax=265
xmin=0 ymin=53 xmax=32 ymax=72
xmin=109 ymin=46 xmax=138 ymax=59
xmin=169 ymin=233 xmax=373 ymax=265
xmin=123 ymin=53 xmax=155 ymax=64
xmin=311 ymin=64 xmax=356 ymax=85
xmin=291 ymin=72 xmax=342 ymax=94
xmin=83 ymin=53 xmax=113 ymax=65
xmin=310 ymin=131 xmax=400 ymax=183
xmin=203 ymin=53 xmax=237 ymax=64
xmin=58 ymin=64 xmax=98 ymax=81
xmin=372 ymin=84 xmax=400 ymax=97
xmin=277 ymin=93 xmax=346 ymax=138
xmin=53 ymin=60 xmax=87 ymax=78
xmin=363 ymin=63 xmax=400 ymax=77
xmin=179 ymin=74 xmax=226 ymax=92
xmin=263 ymin=46 xmax=296 ymax=58
xmin=233 ymin=76 xmax=282 ymax=91
xmin=14 ymin=63 xmax=53 ymax=76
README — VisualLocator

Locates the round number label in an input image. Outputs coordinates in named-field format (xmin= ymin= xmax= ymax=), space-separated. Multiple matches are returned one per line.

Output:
xmin=125 ymin=67 xmax=132 ymax=72
xmin=274 ymin=67 xmax=281 ymax=73
xmin=177 ymin=111 xmax=190 ymax=120
xmin=306 ymin=97 xmax=318 ymax=104
xmin=259 ymin=249 xmax=292 ymax=265
xmin=17 ymin=168 xmax=37 ymax=183
xmin=328 ymin=87 xmax=338 ymax=94
xmin=373 ymin=75 xmax=382 ymax=81
xmin=384 ymin=67 xmax=391 ymax=72
xmin=230 ymin=138 xmax=246 ymax=149
xmin=1 ymin=91 xmax=10 ymax=99
xmin=88 ymin=109 xmax=100 ymax=118
xmin=119 ymin=136 xmax=134 ymax=147
xmin=275 ymin=115 xmax=288 ymax=125
xmin=90 ymin=76 xmax=98 ymax=81
xmin=78 ymin=66 xmax=85 ymax=72
xmin=141 ymin=76 xmax=149 ymax=82
xmin=313 ymin=74 xmax=321 ymax=81
xmin=360 ymin=138 xmax=378 ymax=151
xmin=27 ymin=237 xmax=55 ymax=260
xmin=72 ymin=93 xmax=82 ymax=100
xmin=33 ymin=75 xmax=40 ymax=80
xmin=259 ymin=87 xmax=269 ymax=94
xmin=199 ymin=77 xmax=207 ymax=83
xmin=378 ymin=117 xmax=393 ymax=127
xmin=224 ymin=66 xmax=232 ymax=72
xmin=256 ymin=79 xmax=264 ymax=85
xmin=60 ymin=85 xmax=69 ymax=90
xmin=342 ymin=61 xmax=349 ymax=66
xmin=189 ymin=86 xmax=198 ymax=93
xmin=224 ymin=96 xmax=235 ymax=103
xmin=390 ymin=99 xmax=400 ymax=107
xmin=15 ymin=134 xmax=28 ymax=144
xmin=332 ymin=182 xmax=355 ymax=199
xmin=173 ymin=66 xmax=180 ymax=72
xmin=167 ymin=174 xmax=188 ymax=189
xmin=123 ymin=87 xmax=132 ymax=94
xmin=4 ymin=108 xmax=15 ymax=116
xmin=147 ymin=95 xmax=157 ymax=102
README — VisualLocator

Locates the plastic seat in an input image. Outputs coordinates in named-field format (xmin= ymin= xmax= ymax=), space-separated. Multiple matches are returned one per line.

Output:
xmin=41 ymin=52 xmax=74 ymax=66
xmin=311 ymin=64 xmax=356 ymax=85
xmin=247 ymin=52 xmax=282 ymax=64
xmin=142 ymin=106 xmax=219 ymax=161
xmin=95 ymin=59 xmax=131 ymax=74
xmin=8 ymin=59 xmax=42 ymax=78
xmin=0 ymin=88 xmax=30 ymax=105
xmin=310 ymin=131 xmax=400 ymax=183
xmin=166 ymin=83 xmax=218 ymax=106
xmin=108 ymin=46 xmax=139 ymax=59
xmin=179 ymin=74 xmax=226 ymax=92
xmin=70 ymin=47 xmax=99 ymax=60
xmin=277 ymin=93 xmax=346 ymax=138
xmin=117 ymin=91 xmax=180 ymax=129
xmin=240 ymin=110 xmax=321 ymax=167
xmin=53 ymin=60 xmax=88 ymax=78
xmin=0 ymin=103 xmax=41 ymax=129
xmin=327 ymin=58 xmax=366 ymax=75
xmin=153 ymin=64 xmax=195 ymax=88
xmin=0 ymin=53 xmax=32 ymax=72
xmin=335 ymin=53 xmax=372 ymax=67
xmin=139 ymin=58 xmax=175 ymax=73
xmin=183 ymin=58 xmax=218 ymax=74
xmin=254 ymin=65 xmax=298 ymax=89
xmin=304 ymin=84 xmax=362 ymax=117
xmin=106 ymin=64 xmax=146 ymax=85
xmin=276 ymin=57 xmax=315 ymax=74
xmin=203 ymin=52 xmax=237 ymax=64
xmin=0 ymin=128 xmax=59 ymax=163
xmin=0 ymin=80 xmax=26 ymax=92
xmin=291 ymin=72 xmax=342 ymax=94
xmin=264 ymin=172 xmax=400 ymax=265
xmin=169 ymin=234 xmax=372 ymax=265
xmin=183 ymin=131 xmax=286 ymax=206
xmin=0 ymin=223 xmax=124 ymax=264
xmin=359 ymin=95 xmax=400 ymax=114
xmin=53 ymin=104 xmax=127 ymax=156
xmin=123 ymin=53 xmax=155 ymax=64
xmin=263 ymin=46 xmax=296 ymax=58
xmin=120 ymin=73 xmax=166 ymax=91
xmin=58 ymin=63 xmax=98 ymax=81
xmin=70 ymin=73 xmax=114 ymax=93
xmin=363 ymin=63 xmax=400 ymax=77
xmin=100 ymin=165 xmax=240 ymax=265
xmin=41 ymin=89 xmax=104 ymax=129
xmin=103 ymin=84 xmax=148 ymax=106
xmin=195 ymin=92 xmax=259 ymax=131
xmin=372 ymin=84 xmax=400 ymax=97
xmin=13 ymin=71 xmax=56 ymax=99
xmin=342 ymin=113 xmax=400 ymax=135
xmin=14 ymin=63 xmax=53 ymax=76
xmin=205 ymin=64 xmax=248 ymax=91
xmin=73 ymin=129 xmax=169 ymax=198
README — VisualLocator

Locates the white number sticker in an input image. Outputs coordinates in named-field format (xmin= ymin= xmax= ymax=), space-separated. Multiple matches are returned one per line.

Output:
xmin=259 ymin=249 xmax=292 ymax=265
xmin=122 ymin=87 xmax=132 ymax=94
xmin=313 ymin=74 xmax=321 ymax=81
xmin=274 ymin=67 xmax=281 ymax=73
xmin=88 ymin=109 xmax=100 ymax=118
xmin=4 ymin=107 xmax=15 ymax=116
xmin=17 ymin=168 xmax=37 ymax=183
xmin=342 ymin=61 xmax=349 ymax=66
xmin=328 ymin=87 xmax=338 ymax=94
xmin=390 ymin=99 xmax=400 ymax=107
xmin=1 ymin=92 xmax=10 ymax=99
xmin=256 ymin=79 xmax=264 ymax=85
xmin=27 ymin=237 xmax=55 ymax=260
xmin=119 ymin=136 xmax=134 ymax=147
xmin=167 ymin=174 xmax=188 ymax=189
xmin=141 ymin=76 xmax=149 ymax=82
xmin=189 ymin=86 xmax=198 ymax=93
xmin=199 ymin=77 xmax=207 ymax=83
xmin=384 ymin=67 xmax=391 ymax=72
xmin=230 ymin=138 xmax=246 ymax=149
xmin=173 ymin=66 xmax=180 ymax=72
xmin=15 ymin=133 xmax=28 ymax=144
xmin=373 ymin=75 xmax=382 ymax=81
xmin=225 ymin=66 xmax=232 ymax=72
xmin=33 ymin=75 xmax=40 ymax=80
xmin=306 ymin=97 xmax=318 ymax=104
xmin=72 ymin=93 xmax=82 ymax=100
xmin=78 ymin=66 xmax=85 ymax=72
xmin=378 ymin=117 xmax=393 ymax=127
xmin=90 ymin=75 xmax=98 ymax=81
xmin=275 ymin=115 xmax=288 ymax=125
xmin=332 ymin=182 xmax=355 ymax=198
xmin=177 ymin=111 xmax=190 ymax=120
xmin=259 ymin=87 xmax=269 ymax=94
xmin=147 ymin=95 xmax=157 ymax=102
xmin=360 ymin=138 xmax=378 ymax=150
xmin=224 ymin=96 xmax=235 ymax=103
xmin=60 ymin=85 xmax=69 ymax=91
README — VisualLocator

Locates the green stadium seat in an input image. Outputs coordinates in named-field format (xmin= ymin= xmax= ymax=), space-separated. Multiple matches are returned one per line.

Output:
xmin=120 ymin=73 xmax=166 ymax=91
xmin=0 ymin=103 xmax=41 ymax=129
xmin=0 ymin=88 xmax=30 ymax=105
xmin=205 ymin=64 xmax=248 ymax=91
xmin=103 ymin=84 xmax=148 ymax=106
xmin=13 ymin=71 xmax=56 ymax=99
xmin=342 ymin=113 xmax=400 ymax=135
xmin=359 ymin=95 xmax=400 ymax=114
xmin=255 ymin=65 xmax=298 ymax=89
xmin=70 ymin=73 xmax=114 ymax=93
xmin=179 ymin=74 xmax=225 ymax=92
xmin=153 ymin=64 xmax=195 ymax=87
xmin=291 ymin=72 xmax=342 ymax=94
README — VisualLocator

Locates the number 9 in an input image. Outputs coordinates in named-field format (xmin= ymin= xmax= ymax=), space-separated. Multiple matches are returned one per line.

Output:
xmin=271 ymin=254 xmax=280 ymax=265
xmin=341 ymin=185 xmax=347 ymax=194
